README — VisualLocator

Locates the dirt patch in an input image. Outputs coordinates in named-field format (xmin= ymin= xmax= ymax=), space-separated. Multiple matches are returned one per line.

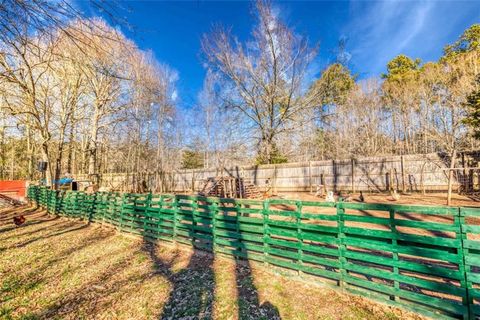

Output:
xmin=0 ymin=206 xmax=424 ymax=320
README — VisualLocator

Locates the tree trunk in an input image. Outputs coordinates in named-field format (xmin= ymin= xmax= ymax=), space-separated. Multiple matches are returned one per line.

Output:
xmin=0 ymin=126 xmax=5 ymax=179
xmin=88 ymin=110 xmax=100 ymax=184
xmin=259 ymin=134 xmax=275 ymax=164
xmin=54 ymin=131 xmax=66 ymax=190
xmin=66 ymin=121 xmax=75 ymax=174
xmin=26 ymin=124 xmax=34 ymax=180
xmin=40 ymin=141 xmax=52 ymax=186
xmin=447 ymin=149 xmax=457 ymax=206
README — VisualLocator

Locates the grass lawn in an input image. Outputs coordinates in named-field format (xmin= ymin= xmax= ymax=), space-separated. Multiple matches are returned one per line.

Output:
xmin=0 ymin=206 xmax=423 ymax=320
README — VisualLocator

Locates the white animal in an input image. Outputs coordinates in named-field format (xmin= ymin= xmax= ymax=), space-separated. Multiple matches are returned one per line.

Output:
xmin=325 ymin=191 xmax=335 ymax=202
xmin=391 ymin=190 xmax=401 ymax=201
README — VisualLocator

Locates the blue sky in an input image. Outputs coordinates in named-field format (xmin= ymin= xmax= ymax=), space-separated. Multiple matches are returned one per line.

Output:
xmin=84 ymin=0 xmax=480 ymax=106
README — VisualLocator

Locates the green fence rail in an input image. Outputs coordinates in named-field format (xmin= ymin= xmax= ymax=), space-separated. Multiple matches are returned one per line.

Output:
xmin=26 ymin=186 xmax=480 ymax=319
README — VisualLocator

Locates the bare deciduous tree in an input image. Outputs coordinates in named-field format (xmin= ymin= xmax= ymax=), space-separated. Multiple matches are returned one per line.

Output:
xmin=202 ymin=0 xmax=316 ymax=164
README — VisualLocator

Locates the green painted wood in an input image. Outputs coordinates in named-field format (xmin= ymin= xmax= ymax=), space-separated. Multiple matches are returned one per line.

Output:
xmin=459 ymin=207 xmax=480 ymax=319
xmin=27 ymin=186 xmax=480 ymax=320
xmin=337 ymin=201 xmax=347 ymax=289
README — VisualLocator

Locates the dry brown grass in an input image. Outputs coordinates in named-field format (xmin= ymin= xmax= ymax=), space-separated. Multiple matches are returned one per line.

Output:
xmin=0 ymin=206 xmax=424 ymax=320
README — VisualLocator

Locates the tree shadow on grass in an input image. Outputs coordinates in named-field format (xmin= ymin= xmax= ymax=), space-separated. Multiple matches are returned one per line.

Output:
xmin=0 ymin=218 xmax=63 ymax=241
xmin=136 ymin=195 xmax=216 ymax=319
xmin=0 ymin=218 xmax=58 ymax=235
xmin=20 ymin=192 xmax=281 ymax=320
xmin=157 ymin=244 xmax=215 ymax=319
xmin=0 ymin=221 xmax=84 ymax=254
xmin=9 ymin=223 xmax=89 ymax=249
xmin=0 ymin=220 xmax=119 ymax=312
xmin=144 ymin=196 xmax=281 ymax=320
xmin=0 ymin=207 xmax=55 ymax=234
xmin=159 ymin=198 xmax=215 ymax=319
xmin=34 ymin=251 xmax=143 ymax=319
xmin=225 ymin=199 xmax=281 ymax=320
xmin=0 ymin=205 xmax=37 ymax=220
xmin=235 ymin=260 xmax=281 ymax=319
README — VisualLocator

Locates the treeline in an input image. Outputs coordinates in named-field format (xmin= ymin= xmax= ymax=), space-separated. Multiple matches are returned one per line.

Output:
xmin=189 ymin=2 xmax=480 ymax=167
xmin=0 ymin=0 xmax=479 ymax=188
xmin=0 ymin=1 xmax=180 ymax=186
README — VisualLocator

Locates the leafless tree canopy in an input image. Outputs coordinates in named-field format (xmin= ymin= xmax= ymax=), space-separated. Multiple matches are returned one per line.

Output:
xmin=202 ymin=1 xmax=317 ymax=163
xmin=0 ymin=0 xmax=479 ymax=187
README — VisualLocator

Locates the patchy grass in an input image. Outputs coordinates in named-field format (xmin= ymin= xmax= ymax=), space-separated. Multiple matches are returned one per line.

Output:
xmin=0 ymin=206 xmax=424 ymax=320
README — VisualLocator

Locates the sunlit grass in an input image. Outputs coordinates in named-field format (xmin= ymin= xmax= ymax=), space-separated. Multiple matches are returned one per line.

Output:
xmin=0 ymin=207 xmax=422 ymax=320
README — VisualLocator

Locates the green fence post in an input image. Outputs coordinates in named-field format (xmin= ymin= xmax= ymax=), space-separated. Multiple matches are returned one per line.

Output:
xmin=157 ymin=194 xmax=163 ymax=239
xmin=263 ymin=199 xmax=270 ymax=265
xmin=54 ymin=190 xmax=58 ymax=214
xmin=144 ymin=192 xmax=153 ymax=239
xmin=458 ymin=207 xmax=473 ymax=320
xmin=119 ymin=193 xmax=127 ymax=232
xmin=87 ymin=192 xmax=95 ymax=223
xmin=101 ymin=193 xmax=107 ymax=226
xmin=44 ymin=189 xmax=47 ymax=211
xmin=108 ymin=192 xmax=115 ymax=225
xmin=49 ymin=190 xmax=54 ymax=214
xmin=192 ymin=196 xmax=198 ymax=248
xmin=80 ymin=192 xmax=85 ymax=220
xmin=56 ymin=191 xmax=60 ymax=215
xmin=94 ymin=192 xmax=100 ymax=222
xmin=296 ymin=200 xmax=303 ymax=276
xmin=173 ymin=195 xmax=178 ymax=244
xmin=70 ymin=191 xmax=77 ymax=217
xmin=56 ymin=190 xmax=62 ymax=215
xmin=389 ymin=209 xmax=400 ymax=302
xmin=49 ymin=190 xmax=53 ymax=213
xmin=57 ymin=190 xmax=62 ymax=214
xmin=52 ymin=190 xmax=56 ymax=214
xmin=45 ymin=189 xmax=50 ymax=213
xmin=35 ymin=186 xmax=39 ymax=205
xmin=235 ymin=201 xmax=241 ymax=257
xmin=43 ymin=187 xmax=47 ymax=208
xmin=337 ymin=200 xmax=346 ymax=289
xmin=212 ymin=198 xmax=218 ymax=253
xmin=79 ymin=192 xmax=84 ymax=219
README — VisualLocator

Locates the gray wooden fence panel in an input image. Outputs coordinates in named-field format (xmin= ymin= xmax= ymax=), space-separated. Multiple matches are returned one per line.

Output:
xmin=77 ymin=153 xmax=459 ymax=193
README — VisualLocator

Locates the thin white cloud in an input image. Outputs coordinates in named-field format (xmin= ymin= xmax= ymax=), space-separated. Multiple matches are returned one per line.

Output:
xmin=395 ymin=2 xmax=433 ymax=52
xmin=343 ymin=0 xmax=480 ymax=77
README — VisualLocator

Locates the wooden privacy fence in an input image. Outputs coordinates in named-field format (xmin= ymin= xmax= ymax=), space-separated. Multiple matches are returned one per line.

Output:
xmin=27 ymin=186 xmax=480 ymax=319
xmin=78 ymin=152 xmax=476 ymax=193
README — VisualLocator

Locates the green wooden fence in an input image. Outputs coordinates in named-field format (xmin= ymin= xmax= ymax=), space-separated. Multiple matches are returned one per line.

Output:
xmin=27 ymin=186 xmax=480 ymax=319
